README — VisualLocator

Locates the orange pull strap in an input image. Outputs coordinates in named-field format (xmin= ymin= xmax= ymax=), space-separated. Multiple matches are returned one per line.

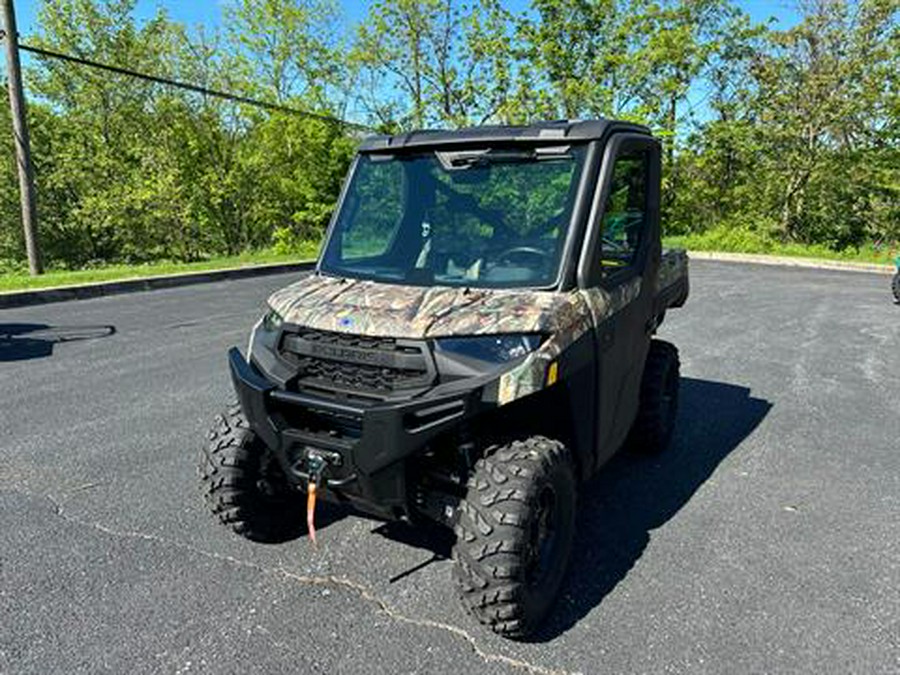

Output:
xmin=306 ymin=482 xmax=318 ymax=546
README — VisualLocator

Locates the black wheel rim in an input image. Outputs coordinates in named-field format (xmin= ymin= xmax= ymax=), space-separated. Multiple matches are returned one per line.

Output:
xmin=527 ymin=486 xmax=561 ymax=588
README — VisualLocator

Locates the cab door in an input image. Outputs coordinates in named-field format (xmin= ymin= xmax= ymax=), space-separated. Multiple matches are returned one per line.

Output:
xmin=577 ymin=134 xmax=662 ymax=470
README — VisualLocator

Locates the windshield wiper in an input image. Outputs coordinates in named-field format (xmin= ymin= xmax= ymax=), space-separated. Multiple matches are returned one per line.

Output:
xmin=451 ymin=152 xmax=531 ymax=167
xmin=441 ymin=147 xmax=572 ymax=169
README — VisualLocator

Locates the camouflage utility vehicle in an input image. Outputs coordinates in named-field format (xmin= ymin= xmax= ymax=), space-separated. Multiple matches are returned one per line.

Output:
xmin=200 ymin=119 xmax=689 ymax=638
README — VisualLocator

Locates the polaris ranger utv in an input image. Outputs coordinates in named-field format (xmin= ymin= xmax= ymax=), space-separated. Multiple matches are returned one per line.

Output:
xmin=199 ymin=119 xmax=689 ymax=638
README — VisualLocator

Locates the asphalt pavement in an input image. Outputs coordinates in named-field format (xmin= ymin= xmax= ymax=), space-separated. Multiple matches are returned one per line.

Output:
xmin=1 ymin=261 xmax=898 ymax=674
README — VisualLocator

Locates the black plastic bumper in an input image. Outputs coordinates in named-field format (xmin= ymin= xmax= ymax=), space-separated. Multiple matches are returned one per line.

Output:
xmin=228 ymin=347 xmax=479 ymax=517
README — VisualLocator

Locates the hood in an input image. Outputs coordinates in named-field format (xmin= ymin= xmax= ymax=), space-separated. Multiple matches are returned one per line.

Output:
xmin=266 ymin=274 xmax=590 ymax=339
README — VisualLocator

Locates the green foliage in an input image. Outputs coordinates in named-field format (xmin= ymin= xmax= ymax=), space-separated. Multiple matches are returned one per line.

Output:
xmin=225 ymin=0 xmax=348 ymax=109
xmin=0 ymin=0 xmax=897 ymax=274
xmin=664 ymin=225 xmax=899 ymax=266
xmin=0 ymin=100 xmax=22 ymax=263
xmin=351 ymin=0 xmax=522 ymax=127
xmin=0 ymin=0 xmax=355 ymax=270
xmin=351 ymin=0 xmax=899 ymax=256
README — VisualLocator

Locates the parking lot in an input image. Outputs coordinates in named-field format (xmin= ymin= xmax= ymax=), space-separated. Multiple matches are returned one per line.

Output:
xmin=1 ymin=260 xmax=898 ymax=674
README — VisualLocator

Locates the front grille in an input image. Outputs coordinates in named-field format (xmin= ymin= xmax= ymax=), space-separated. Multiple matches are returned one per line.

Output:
xmin=279 ymin=328 xmax=432 ymax=394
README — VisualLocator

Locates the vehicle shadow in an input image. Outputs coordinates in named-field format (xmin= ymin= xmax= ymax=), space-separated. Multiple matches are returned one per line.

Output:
xmin=536 ymin=376 xmax=772 ymax=641
xmin=372 ymin=519 xmax=455 ymax=583
xmin=307 ymin=376 xmax=771 ymax=638
xmin=0 ymin=323 xmax=117 ymax=362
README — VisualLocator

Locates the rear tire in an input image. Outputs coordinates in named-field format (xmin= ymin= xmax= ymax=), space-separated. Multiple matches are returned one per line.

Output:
xmin=198 ymin=401 xmax=304 ymax=543
xmin=629 ymin=339 xmax=680 ymax=453
xmin=453 ymin=436 xmax=576 ymax=639
xmin=892 ymin=272 xmax=900 ymax=303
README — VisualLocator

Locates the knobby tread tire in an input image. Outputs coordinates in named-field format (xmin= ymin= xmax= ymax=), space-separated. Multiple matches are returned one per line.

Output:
xmin=629 ymin=339 xmax=680 ymax=454
xmin=198 ymin=401 xmax=303 ymax=543
xmin=453 ymin=436 xmax=576 ymax=639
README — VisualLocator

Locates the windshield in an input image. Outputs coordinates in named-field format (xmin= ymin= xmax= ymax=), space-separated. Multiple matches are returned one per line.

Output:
xmin=320 ymin=146 xmax=588 ymax=289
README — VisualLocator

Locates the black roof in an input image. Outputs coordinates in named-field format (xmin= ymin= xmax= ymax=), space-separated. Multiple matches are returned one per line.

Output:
xmin=358 ymin=119 xmax=651 ymax=152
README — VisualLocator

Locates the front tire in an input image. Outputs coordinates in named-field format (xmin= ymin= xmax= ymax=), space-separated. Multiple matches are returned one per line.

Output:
xmin=892 ymin=272 xmax=900 ymax=303
xmin=453 ymin=436 xmax=576 ymax=639
xmin=198 ymin=402 xmax=304 ymax=543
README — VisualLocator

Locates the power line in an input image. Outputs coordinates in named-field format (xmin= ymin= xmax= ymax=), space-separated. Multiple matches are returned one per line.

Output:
xmin=10 ymin=39 xmax=371 ymax=131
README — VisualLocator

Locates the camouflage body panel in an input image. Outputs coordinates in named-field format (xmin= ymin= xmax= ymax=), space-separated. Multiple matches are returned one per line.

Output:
xmin=495 ymin=296 xmax=592 ymax=405
xmin=268 ymin=274 xmax=593 ymax=340
xmin=657 ymin=249 xmax=688 ymax=294
xmin=581 ymin=277 xmax=642 ymax=326
xmin=496 ymin=277 xmax=642 ymax=404
xmin=269 ymin=273 xmax=650 ymax=407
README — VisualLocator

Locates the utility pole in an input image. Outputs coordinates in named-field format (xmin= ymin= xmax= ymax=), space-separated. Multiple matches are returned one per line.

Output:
xmin=2 ymin=0 xmax=42 ymax=275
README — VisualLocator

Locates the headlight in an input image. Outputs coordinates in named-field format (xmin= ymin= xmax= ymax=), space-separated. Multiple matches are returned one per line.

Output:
xmin=262 ymin=307 xmax=284 ymax=332
xmin=434 ymin=334 xmax=544 ymax=364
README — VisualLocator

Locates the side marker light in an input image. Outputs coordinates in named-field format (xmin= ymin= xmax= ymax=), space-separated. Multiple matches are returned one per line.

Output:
xmin=547 ymin=361 xmax=559 ymax=386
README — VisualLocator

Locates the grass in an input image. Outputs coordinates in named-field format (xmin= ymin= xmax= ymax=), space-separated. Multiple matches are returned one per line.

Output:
xmin=0 ymin=245 xmax=318 ymax=293
xmin=664 ymin=230 xmax=898 ymax=267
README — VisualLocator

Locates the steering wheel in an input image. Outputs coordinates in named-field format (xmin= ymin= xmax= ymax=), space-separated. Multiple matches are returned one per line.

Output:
xmin=495 ymin=246 xmax=551 ymax=266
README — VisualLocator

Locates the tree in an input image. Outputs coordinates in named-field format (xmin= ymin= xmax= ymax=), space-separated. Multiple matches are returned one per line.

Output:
xmin=665 ymin=9 xmax=767 ymax=232
xmin=750 ymin=0 xmax=899 ymax=245
xmin=516 ymin=0 xmax=631 ymax=120
xmin=1 ymin=0 xmax=357 ymax=267
xmin=1 ymin=0 xmax=897 ymax=270
xmin=25 ymin=0 xmax=187 ymax=264
xmin=225 ymin=0 xmax=350 ymax=114
xmin=0 ymin=87 xmax=23 ymax=267
xmin=352 ymin=0 xmax=520 ymax=129
xmin=629 ymin=0 xmax=737 ymax=165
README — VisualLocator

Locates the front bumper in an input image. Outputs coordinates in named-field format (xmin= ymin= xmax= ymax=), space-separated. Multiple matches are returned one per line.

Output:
xmin=228 ymin=347 xmax=482 ymax=518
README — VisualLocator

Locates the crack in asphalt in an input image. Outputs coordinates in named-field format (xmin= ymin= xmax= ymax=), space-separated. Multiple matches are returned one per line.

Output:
xmin=7 ymin=488 xmax=575 ymax=675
